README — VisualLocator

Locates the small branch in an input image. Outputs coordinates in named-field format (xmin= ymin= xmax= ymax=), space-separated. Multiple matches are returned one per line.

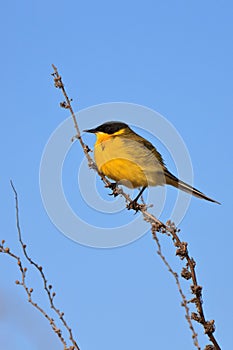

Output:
xmin=51 ymin=65 xmax=221 ymax=350
xmin=51 ymin=64 xmax=93 ymax=166
xmin=142 ymin=208 xmax=220 ymax=350
xmin=0 ymin=243 xmax=69 ymax=348
xmin=4 ymin=181 xmax=81 ymax=350
xmin=151 ymin=229 xmax=200 ymax=349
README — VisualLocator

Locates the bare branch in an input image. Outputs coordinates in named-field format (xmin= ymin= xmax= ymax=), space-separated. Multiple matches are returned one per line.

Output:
xmin=151 ymin=229 xmax=200 ymax=349
xmin=1 ymin=181 xmax=81 ymax=350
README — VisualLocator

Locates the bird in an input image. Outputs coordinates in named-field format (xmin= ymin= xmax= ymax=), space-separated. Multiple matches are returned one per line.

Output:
xmin=84 ymin=121 xmax=220 ymax=206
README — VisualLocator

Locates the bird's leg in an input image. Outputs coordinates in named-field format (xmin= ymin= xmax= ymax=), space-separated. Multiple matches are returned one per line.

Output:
xmin=134 ymin=186 xmax=147 ymax=203
xmin=127 ymin=186 xmax=147 ymax=211
xmin=105 ymin=182 xmax=119 ymax=197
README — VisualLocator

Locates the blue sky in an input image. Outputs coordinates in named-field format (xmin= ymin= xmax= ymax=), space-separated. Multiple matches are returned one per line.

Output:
xmin=1 ymin=1 xmax=233 ymax=349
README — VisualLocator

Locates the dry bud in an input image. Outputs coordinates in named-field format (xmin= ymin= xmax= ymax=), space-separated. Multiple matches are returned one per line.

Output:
xmin=54 ymin=76 xmax=62 ymax=88
xmin=204 ymin=320 xmax=215 ymax=334
xmin=204 ymin=345 xmax=214 ymax=350
xmin=60 ymin=101 xmax=68 ymax=108
xmin=84 ymin=144 xmax=91 ymax=153
xmin=191 ymin=312 xmax=201 ymax=323
xmin=191 ymin=284 xmax=202 ymax=297
xmin=181 ymin=267 xmax=192 ymax=280
xmin=176 ymin=242 xmax=188 ymax=259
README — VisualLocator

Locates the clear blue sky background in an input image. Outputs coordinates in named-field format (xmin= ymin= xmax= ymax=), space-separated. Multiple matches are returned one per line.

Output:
xmin=1 ymin=1 xmax=233 ymax=349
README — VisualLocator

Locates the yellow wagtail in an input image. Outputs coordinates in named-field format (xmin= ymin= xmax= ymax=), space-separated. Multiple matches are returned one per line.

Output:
xmin=84 ymin=121 xmax=220 ymax=206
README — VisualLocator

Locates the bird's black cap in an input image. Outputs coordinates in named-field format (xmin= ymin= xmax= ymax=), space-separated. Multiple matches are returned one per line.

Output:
xmin=84 ymin=121 xmax=128 ymax=134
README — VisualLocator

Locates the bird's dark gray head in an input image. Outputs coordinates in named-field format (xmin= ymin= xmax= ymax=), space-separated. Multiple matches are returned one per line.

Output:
xmin=84 ymin=121 xmax=129 ymax=134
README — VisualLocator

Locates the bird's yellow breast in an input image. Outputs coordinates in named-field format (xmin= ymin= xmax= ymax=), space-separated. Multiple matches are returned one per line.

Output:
xmin=94 ymin=132 xmax=165 ymax=188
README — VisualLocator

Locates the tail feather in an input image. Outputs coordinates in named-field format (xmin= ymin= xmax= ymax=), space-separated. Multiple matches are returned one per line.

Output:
xmin=164 ymin=171 xmax=220 ymax=204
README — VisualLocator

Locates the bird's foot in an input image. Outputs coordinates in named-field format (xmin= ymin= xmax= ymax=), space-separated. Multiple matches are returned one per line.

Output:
xmin=105 ymin=182 xmax=119 ymax=197
xmin=127 ymin=200 xmax=144 ymax=212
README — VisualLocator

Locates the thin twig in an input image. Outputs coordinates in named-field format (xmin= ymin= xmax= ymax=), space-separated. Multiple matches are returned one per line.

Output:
xmin=6 ymin=181 xmax=81 ymax=350
xmin=151 ymin=228 xmax=200 ymax=349
xmin=142 ymin=209 xmax=220 ymax=350
xmin=51 ymin=64 xmax=221 ymax=350
xmin=0 ymin=243 xmax=71 ymax=349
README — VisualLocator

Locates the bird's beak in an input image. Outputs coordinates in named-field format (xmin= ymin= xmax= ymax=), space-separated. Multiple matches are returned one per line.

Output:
xmin=83 ymin=128 xmax=97 ymax=133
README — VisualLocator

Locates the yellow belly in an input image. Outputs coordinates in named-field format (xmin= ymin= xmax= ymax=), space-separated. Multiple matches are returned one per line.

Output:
xmin=100 ymin=158 xmax=149 ymax=188
xmin=94 ymin=135 xmax=165 ymax=188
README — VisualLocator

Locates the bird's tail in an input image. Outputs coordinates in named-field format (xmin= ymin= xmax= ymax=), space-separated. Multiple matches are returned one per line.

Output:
xmin=164 ymin=170 xmax=220 ymax=204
